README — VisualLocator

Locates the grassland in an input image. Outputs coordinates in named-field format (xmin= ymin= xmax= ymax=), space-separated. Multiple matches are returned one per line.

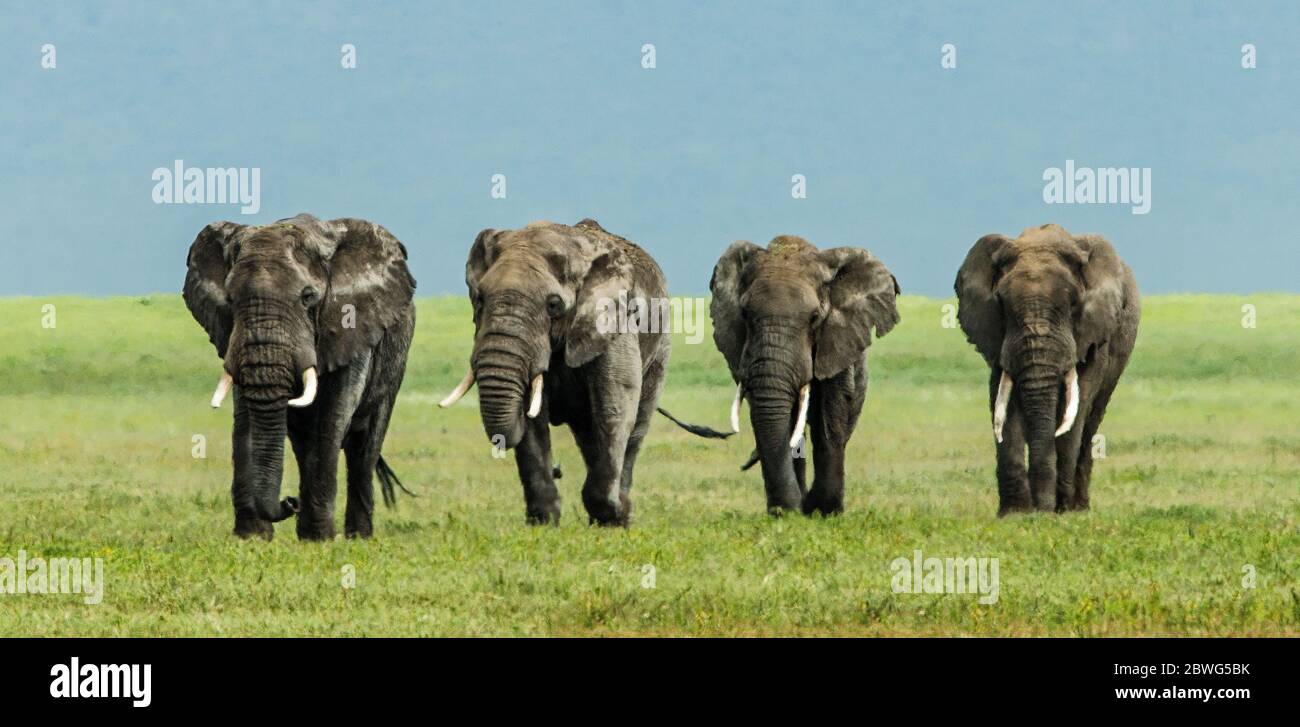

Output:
xmin=0 ymin=294 xmax=1297 ymax=636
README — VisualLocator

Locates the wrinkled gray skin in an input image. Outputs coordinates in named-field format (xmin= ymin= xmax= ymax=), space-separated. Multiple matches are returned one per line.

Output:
xmin=956 ymin=224 xmax=1139 ymax=515
xmin=184 ymin=214 xmax=416 ymax=540
xmin=461 ymin=219 xmax=668 ymax=527
xmin=711 ymin=236 xmax=900 ymax=515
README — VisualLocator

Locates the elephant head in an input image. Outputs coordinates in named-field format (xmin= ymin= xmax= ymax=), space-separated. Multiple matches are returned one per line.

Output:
xmin=440 ymin=219 xmax=635 ymax=449
xmin=183 ymin=213 xmax=415 ymax=524
xmin=955 ymin=223 xmax=1127 ymax=474
xmin=710 ymin=236 xmax=900 ymax=497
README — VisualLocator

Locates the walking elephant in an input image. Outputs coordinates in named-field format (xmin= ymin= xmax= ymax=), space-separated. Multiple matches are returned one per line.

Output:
xmin=710 ymin=235 xmax=900 ymax=516
xmin=955 ymin=223 xmax=1139 ymax=515
xmin=183 ymin=213 xmax=416 ymax=540
xmin=439 ymin=219 xmax=671 ymax=527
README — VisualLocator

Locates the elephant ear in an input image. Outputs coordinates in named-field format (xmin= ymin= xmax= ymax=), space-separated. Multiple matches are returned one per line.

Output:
xmin=316 ymin=218 xmax=416 ymax=372
xmin=813 ymin=247 xmax=901 ymax=380
xmin=709 ymin=241 xmax=762 ymax=382
xmin=182 ymin=221 xmax=246 ymax=358
xmin=955 ymin=234 xmax=1012 ymax=368
xmin=465 ymin=227 xmax=502 ymax=325
xmin=1072 ymin=234 xmax=1128 ymax=363
xmin=563 ymin=235 xmax=635 ymax=368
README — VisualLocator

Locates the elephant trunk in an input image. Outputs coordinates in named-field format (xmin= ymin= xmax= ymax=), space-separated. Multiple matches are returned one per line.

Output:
xmin=246 ymin=402 xmax=298 ymax=522
xmin=474 ymin=334 xmax=531 ymax=449
xmin=744 ymin=331 xmax=807 ymax=511
xmin=237 ymin=340 xmax=301 ymax=522
xmin=1017 ymin=362 xmax=1060 ymax=510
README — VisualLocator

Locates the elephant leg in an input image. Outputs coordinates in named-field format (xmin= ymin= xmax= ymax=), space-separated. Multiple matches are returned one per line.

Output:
xmin=1073 ymin=379 xmax=1117 ymax=511
xmin=230 ymin=392 xmax=274 ymax=540
xmin=572 ymin=347 xmax=641 ymax=527
xmin=793 ymin=442 xmax=808 ymax=498
xmin=287 ymin=418 xmax=333 ymax=541
xmin=995 ymin=380 xmax=1032 ymax=516
xmin=341 ymin=429 xmax=374 ymax=538
xmin=617 ymin=358 xmax=665 ymax=522
xmin=342 ymin=418 xmax=383 ymax=539
xmin=1053 ymin=411 xmax=1086 ymax=513
xmin=298 ymin=428 xmax=348 ymax=541
xmin=515 ymin=401 xmax=561 ymax=525
xmin=569 ymin=416 xmax=627 ymax=527
xmin=1045 ymin=390 xmax=1086 ymax=515
xmin=296 ymin=356 xmax=371 ymax=541
xmin=803 ymin=368 xmax=861 ymax=516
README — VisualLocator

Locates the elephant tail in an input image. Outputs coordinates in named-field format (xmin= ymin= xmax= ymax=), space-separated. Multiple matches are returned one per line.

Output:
xmin=655 ymin=407 xmax=733 ymax=439
xmin=376 ymin=455 xmax=417 ymax=508
xmin=739 ymin=448 xmax=760 ymax=471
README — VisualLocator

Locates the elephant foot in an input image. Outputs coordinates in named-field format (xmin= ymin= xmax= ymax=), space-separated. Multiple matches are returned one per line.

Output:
xmin=587 ymin=512 xmax=629 ymax=528
xmin=344 ymin=523 xmax=374 ymax=539
xmin=525 ymin=500 xmax=562 ymax=526
xmin=765 ymin=504 xmax=799 ymax=518
xmin=233 ymin=515 xmax=274 ymax=541
xmin=583 ymin=489 xmax=629 ymax=527
xmin=996 ymin=502 xmax=1035 ymax=518
xmin=296 ymin=518 xmax=337 ymax=542
xmin=801 ymin=489 xmax=844 ymax=517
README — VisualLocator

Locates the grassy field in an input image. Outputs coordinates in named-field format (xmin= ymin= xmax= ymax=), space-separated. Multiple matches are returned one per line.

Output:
xmin=0 ymin=293 xmax=1297 ymax=636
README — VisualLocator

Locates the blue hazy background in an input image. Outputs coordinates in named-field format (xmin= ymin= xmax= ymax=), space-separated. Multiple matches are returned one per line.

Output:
xmin=2 ymin=1 xmax=1298 ymax=296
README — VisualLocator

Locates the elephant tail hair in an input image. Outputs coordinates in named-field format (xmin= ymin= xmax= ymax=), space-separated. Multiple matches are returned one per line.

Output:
xmin=655 ymin=407 xmax=733 ymax=439
xmin=376 ymin=455 xmax=417 ymax=508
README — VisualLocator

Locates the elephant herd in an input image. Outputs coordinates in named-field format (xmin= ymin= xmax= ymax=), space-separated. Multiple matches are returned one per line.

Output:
xmin=183 ymin=214 xmax=1140 ymax=540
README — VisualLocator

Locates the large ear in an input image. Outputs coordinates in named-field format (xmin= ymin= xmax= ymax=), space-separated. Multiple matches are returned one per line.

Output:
xmin=954 ymin=234 xmax=1012 ymax=368
xmin=465 ymin=227 xmax=501 ymax=326
xmin=1072 ymin=234 xmax=1128 ymax=363
xmin=813 ymin=247 xmax=901 ymax=379
xmin=316 ymin=218 xmax=416 ymax=372
xmin=709 ymin=241 xmax=762 ymax=382
xmin=563 ymin=236 xmax=635 ymax=368
xmin=182 ymin=221 xmax=245 ymax=358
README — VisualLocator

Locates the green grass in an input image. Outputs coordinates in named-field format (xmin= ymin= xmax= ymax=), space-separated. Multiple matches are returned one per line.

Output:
xmin=1 ymin=294 xmax=1297 ymax=636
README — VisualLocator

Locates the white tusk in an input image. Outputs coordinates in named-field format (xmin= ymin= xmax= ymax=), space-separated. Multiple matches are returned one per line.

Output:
xmin=789 ymin=384 xmax=811 ymax=449
xmin=1055 ymin=367 xmax=1080 ymax=437
xmin=729 ymin=383 xmax=743 ymax=433
xmin=287 ymin=367 xmax=318 ymax=408
xmin=438 ymin=368 xmax=475 ymax=408
xmin=526 ymin=374 xmax=544 ymax=419
xmin=992 ymin=370 xmax=1013 ymax=444
xmin=210 ymin=371 xmax=234 ymax=409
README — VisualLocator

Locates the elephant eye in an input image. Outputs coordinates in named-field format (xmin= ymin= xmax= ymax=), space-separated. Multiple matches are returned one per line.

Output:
xmin=300 ymin=286 xmax=318 ymax=306
xmin=546 ymin=294 xmax=566 ymax=319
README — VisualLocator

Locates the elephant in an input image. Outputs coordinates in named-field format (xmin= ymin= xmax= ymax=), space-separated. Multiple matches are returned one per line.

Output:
xmin=439 ymin=219 xmax=677 ymax=527
xmin=955 ymin=223 xmax=1139 ymax=515
xmin=709 ymin=235 xmax=900 ymax=516
xmin=183 ymin=213 xmax=416 ymax=540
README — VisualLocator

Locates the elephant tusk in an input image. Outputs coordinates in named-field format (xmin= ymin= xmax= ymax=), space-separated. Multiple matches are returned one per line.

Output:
xmin=789 ymin=383 xmax=810 ymax=449
xmin=729 ymin=383 xmax=743 ymax=433
xmin=287 ymin=367 xmax=318 ymax=408
xmin=438 ymin=368 xmax=475 ymax=408
xmin=210 ymin=371 xmax=234 ymax=409
xmin=526 ymin=374 xmax=544 ymax=419
xmin=1055 ymin=367 xmax=1080 ymax=437
xmin=992 ymin=370 xmax=1013 ymax=444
